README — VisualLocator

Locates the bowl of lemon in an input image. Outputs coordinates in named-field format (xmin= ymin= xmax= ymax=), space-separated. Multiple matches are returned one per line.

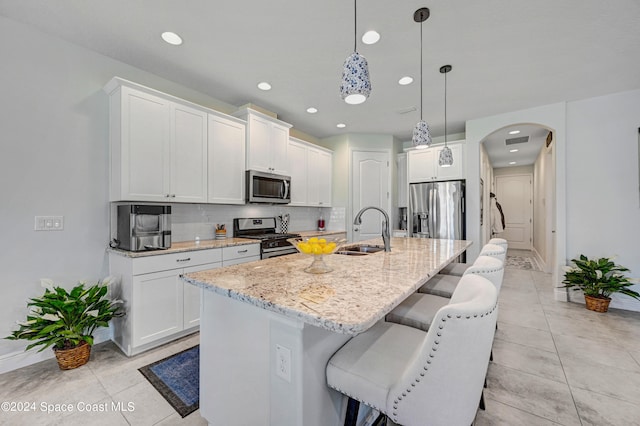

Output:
xmin=288 ymin=236 xmax=344 ymax=274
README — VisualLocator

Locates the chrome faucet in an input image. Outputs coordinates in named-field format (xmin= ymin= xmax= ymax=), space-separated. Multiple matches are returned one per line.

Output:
xmin=353 ymin=206 xmax=391 ymax=252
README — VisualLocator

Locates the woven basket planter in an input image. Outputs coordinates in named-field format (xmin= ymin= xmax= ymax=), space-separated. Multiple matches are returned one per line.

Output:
xmin=54 ymin=341 xmax=91 ymax=370
xmin=584 ymin=295 xmax=611 ymax=313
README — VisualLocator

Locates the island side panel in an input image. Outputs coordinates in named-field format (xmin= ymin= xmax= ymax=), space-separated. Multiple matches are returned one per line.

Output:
xmin=200 ymin=289 xmax=352 ymax=426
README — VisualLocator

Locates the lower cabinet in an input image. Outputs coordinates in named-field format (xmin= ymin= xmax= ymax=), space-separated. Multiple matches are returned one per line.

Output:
xmin=109 ymin=244 xmax=259 ymax=356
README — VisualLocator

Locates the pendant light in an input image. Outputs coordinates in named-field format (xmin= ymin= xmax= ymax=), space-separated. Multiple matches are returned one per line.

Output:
xmin=340 ymin=0 xmax=371 ymax=104
xmin=412 ymin=7 xmax=431 ymax=149
xmin=438 ymin=64 xmax=454 ymax=167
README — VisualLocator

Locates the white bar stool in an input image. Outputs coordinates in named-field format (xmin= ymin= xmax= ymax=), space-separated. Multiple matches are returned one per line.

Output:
xmin=440 ymin=243 xmax=507 ymax=277
xmin=326 ymin=275 xmax=498 ymax=426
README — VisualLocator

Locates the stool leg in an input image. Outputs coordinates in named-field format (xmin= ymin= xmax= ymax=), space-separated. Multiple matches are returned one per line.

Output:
xmin=479 ymin=390 xmax=486 ymax=411
xmin=345 ymin=397 xmax=360 ymax=426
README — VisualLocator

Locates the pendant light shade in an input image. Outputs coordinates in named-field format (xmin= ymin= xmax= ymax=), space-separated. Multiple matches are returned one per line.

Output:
xmin=340 ymin=0 xmax=371 ymax=104
xmin=412 ymin=8 xmax=431 ymax=149
xmin=341 ymin=52 xmax=371 ymax=104
xmin=438 ymin=64 xmax=454 ymax=167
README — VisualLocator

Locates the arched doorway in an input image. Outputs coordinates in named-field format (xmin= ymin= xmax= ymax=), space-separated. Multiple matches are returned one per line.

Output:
xmin=465 ymin=102 xmax=567 ymax=302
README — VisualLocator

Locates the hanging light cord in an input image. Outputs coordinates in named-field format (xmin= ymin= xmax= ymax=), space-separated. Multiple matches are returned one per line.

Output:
xmin=444 ymin=70 xmax=447 ymax=144
xmin=353 ymin=0 xmax=357 ymax=52
xmin=419 ymin=21 xmax=423 ymax=121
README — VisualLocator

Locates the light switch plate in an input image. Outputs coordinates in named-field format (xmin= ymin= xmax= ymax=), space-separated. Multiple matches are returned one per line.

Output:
xmin=35 ymin=216 xmax=64 ymax=231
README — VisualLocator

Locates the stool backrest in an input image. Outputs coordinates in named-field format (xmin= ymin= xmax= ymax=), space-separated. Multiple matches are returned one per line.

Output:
xmin=489 ymin=237 xmax=508 ymax=251
xmin=389 ymin=275 xmax=498 ymax=426
xmin=479 ymin=243 xmax=506 ymax=263
xmin=465 ymin=255 xmax=505 ymax=292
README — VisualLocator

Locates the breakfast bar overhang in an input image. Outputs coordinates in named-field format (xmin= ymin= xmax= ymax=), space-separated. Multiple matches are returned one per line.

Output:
xmin=183 ymin=237 xmax=471 ymax=426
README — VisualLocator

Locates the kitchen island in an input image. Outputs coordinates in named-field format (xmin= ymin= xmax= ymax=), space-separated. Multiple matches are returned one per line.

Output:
xmin=183 ymin=237 xmax=471 ymax=426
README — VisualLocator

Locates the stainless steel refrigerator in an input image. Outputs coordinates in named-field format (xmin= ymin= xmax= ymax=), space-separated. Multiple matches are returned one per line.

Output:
xmin=409 ymin=180 xmax=466 ymax=241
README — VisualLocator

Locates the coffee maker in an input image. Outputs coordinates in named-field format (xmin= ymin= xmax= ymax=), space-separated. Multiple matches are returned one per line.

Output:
xmin=116 ymin=204 xmax=171 ymax=251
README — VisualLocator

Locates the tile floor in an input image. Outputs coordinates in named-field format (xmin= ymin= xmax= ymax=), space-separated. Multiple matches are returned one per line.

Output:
xmin=1 ymin=249 xmax=639 ymax=425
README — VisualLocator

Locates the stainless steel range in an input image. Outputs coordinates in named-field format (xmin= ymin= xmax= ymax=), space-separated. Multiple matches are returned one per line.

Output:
xmin=233 ymin=217 xmax=301 ymax=259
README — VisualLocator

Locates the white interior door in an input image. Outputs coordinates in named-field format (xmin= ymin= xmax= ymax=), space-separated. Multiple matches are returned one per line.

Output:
xmin=351 ymin=151 xmax=390 ymax=242
xmin=496 ymin=174 xmax=532 ymax=250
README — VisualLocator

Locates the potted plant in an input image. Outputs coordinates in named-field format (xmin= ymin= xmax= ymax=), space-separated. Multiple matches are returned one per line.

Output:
xmin=6 ymin=277 xmax=124 ymax=369
xmin=562 ymin=255 xmax=640 ymax=312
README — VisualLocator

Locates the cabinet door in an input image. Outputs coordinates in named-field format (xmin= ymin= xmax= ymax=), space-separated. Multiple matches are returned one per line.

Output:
xmin=246 ymin=115 xmax=272 ymax=173
xmin=119 ymin=87 xmax=171 ymax=201
xmin=270 ymin=123 xmax=289 ymax=175
xmin=287 ymin=139 xmax=308 ymax=206
xmin=318 ymin=149 xmax=333 ymax=206
xmin=308 ymin=148 xmax=332 ymax=206
xmin=208 ymin=114 xmax=246 ymax=204
xmin=171 ymin=104 xmax=208 ymax=202
xmin=434 ymin=144 xmax=464 ymax=181
xmin=132 ymin=269 xmax=183 ymax=347
xmin=397 ymin=153 xmax=408 ymax=208
xmin=183 ymin=262 xmax=221 ymax=329
xmin=408 ymin=149 xmax=436 ymax=183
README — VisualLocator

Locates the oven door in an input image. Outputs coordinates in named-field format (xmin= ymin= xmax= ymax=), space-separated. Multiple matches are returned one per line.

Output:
xmin=262 ymin=246 xmax=298 ymax=259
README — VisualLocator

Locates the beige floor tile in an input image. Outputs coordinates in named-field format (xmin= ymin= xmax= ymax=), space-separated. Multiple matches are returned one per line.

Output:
xmin=561 ymin=355 xmax=640 ymax=405
xmin=491 ymin=339 xmax=566 ymax=383
xmin=494 ymin=321 xmax=557 ymax=353
xmin=553 ymin=333 xmax=640 ymax=373
xmin=571 ymin=387 xmax=640 ymax=426
xmin=485 ymin=364 xmax=580 ymax=426
xmin=498 ymin=303 xmax=549 ymax=331
xmin=475 ymin=397 xmax=565 ymax=426
xmin=154 ymin=410 xmax=208 ymax=425
xmin=113 ymin=380 xmax=175 ymax=426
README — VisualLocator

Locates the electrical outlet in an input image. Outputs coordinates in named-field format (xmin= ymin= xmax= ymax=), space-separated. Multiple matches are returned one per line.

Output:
xmin=275 ymin=344 xmax=291 ymax=383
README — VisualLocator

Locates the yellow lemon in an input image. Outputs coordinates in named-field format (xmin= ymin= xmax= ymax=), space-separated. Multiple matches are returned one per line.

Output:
xmin=308 ymin=237 xmax=319 ymax=244
xmin=298 ymin=242 xmax=312 ymax=254
xmin=312 ymin=244 xmax=323 ymax=255
xmin=322 ymin=243 xmax=336 ymax=254
xmin=318 ymin=238 xmax=327 ymax=245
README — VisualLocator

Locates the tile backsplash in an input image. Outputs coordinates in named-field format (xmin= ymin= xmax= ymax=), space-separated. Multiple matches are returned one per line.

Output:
xmin=170 ymin=204 xmax=346 ymax=242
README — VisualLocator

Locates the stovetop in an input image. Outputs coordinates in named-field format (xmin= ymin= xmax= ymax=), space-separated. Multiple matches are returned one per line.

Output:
xmin=233 ymin=217 xmax=300 ymax=242
xmin=238 ymin=232 xmax=300 ymax=241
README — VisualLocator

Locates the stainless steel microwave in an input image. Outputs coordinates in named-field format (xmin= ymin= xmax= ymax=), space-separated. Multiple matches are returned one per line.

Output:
xmin=246 ymin=170 xmax=291 ymax=204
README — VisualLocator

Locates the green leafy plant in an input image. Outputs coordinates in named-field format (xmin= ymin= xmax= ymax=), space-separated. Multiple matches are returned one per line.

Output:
xmin=6 ymin=278 xmax=124 ymax=352
xmin=562 ymin=255 xmax=640 ymax=300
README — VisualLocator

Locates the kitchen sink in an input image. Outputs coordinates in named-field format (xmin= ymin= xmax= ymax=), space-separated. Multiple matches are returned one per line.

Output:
xmin=336 ymin=244 xmax=385 ymax=255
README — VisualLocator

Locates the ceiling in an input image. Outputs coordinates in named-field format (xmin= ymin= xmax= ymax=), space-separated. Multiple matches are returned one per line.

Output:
xmin=2 ymin=0 xmax=639 ymax=167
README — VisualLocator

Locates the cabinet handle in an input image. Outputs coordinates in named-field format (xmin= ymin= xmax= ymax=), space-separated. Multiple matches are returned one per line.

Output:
xmin=176 ymin=257 xmax=191 ymax=262
xmin=238 ymin=249 xmax=248 ymax=253
xmin=171 ymin=194 xmax=176 ymax=198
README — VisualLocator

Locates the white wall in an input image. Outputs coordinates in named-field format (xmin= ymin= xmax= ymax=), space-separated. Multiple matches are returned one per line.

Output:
xmin=565 ymin=89 xmax=640 ymax=310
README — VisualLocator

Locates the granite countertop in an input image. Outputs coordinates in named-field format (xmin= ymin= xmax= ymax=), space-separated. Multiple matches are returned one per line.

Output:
xmin=107 ymin=238 xmax=260 ymax=258
xmin=183 ymin=237 xmax=471 ymax=335
xmin=296 ymin=230 xmax=346 ymax=239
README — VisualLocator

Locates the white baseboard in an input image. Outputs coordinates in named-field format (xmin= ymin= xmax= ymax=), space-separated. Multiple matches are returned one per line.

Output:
xmin=531 ymin=247 xmax=547 ymax=272
xmin=0 ymin=328 xmax=112 ymax=374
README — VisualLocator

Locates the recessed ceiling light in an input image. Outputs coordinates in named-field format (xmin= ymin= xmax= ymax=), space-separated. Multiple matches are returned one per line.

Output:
xmin=508 ymin=130 xmax=520 ymax=135
xmin=398 ymin=76 xmax=414 ymax=85
xmin=509 ymin=161 xmax=517 ymax=165
xmin=509 ymin=149 xmax=519 ymax=153
xmin=336 ymin=123 xmax=346 ymax=129
xmin=306 ymin=107 xmax=318 ymax=114
xmin=362 ymin=30 xmax=380 ymax=45
xmin=161 ymin=31 xmax=183 ymax=46
xmin=257 ymin=82 xmax=272 ymax=91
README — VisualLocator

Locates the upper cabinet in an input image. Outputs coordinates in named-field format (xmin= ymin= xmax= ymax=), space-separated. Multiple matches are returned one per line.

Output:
xmin=207 ymin=113 xmax=246 ymax=204
xmin=407 ymin=141 xmax=465 ymax=183
xmin=287 ymin=137 xmax=333 ymax=207
xmin=105 ymin=78 xmax=207 ymax=203
xmin=233 ymin=108 xmax=292 ymax=175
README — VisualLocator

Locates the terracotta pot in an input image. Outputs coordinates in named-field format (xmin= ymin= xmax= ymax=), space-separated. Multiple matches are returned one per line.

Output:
xmin=53 ymin=341 xmax=91 ymax=370
xmin=584 ymin=295 xmax=611 ymax=313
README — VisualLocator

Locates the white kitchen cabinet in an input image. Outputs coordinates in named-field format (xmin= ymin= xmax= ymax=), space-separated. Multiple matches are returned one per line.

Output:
xmin=287 ymin=138 xmax=308 ymax=206
xmin=109 ymin=248 xmax=223 ymax=356
xmin=407 ymin=141 xmax=465 ymax=183
xmin=208 ymin=113 xmax=247 ymax=204
xmin=105 ymin=77 xmax=208 ymax=203
xmin=222 ymin=244 xmax=261 ymax=266
xmin=233 ymin=108 xmax=292 ymax=175
xmin=397 ymin=153 xmax=407 ymax=208
xmin=286 ymin=137 xmax=333 ymax=207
